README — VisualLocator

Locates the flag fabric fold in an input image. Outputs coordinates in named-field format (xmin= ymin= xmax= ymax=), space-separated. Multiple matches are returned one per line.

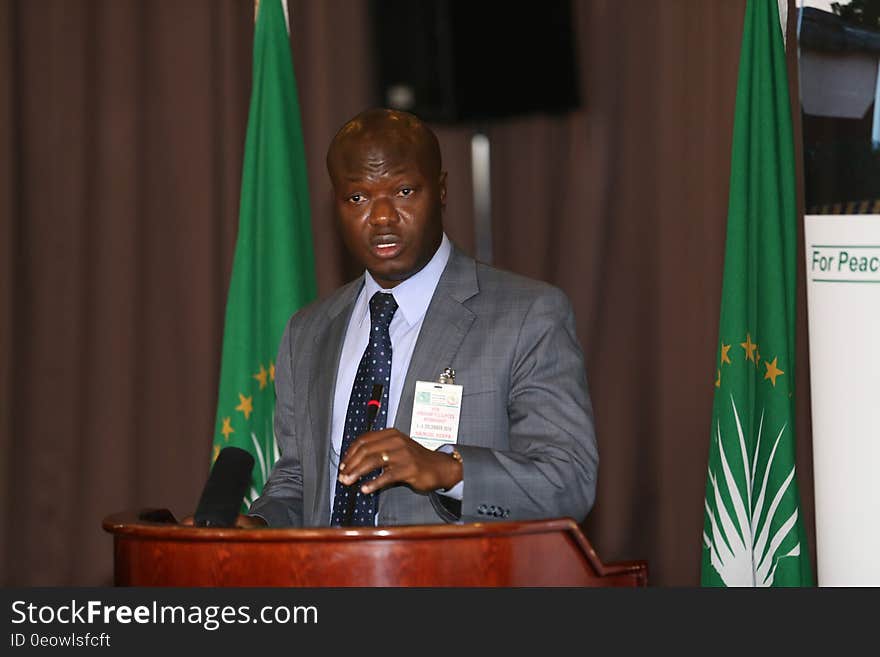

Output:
xmin=701 ymin=0 xmax=813 ymax=587
xmin=212 ymin=0 xmax=316 ymax=507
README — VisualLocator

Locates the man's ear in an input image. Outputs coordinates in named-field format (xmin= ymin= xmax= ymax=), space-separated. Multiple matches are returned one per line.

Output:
xmin=439 ymin=171 xmax=448 ymax=206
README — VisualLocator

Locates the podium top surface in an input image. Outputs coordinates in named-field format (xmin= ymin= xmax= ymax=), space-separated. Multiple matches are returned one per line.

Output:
xmin=103 ymin=510 xmax=587 ymax=544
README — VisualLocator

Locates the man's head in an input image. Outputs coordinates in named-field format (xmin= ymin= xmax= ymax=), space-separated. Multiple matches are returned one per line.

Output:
xmin=327 ymin=108 xmax=446 ymax=289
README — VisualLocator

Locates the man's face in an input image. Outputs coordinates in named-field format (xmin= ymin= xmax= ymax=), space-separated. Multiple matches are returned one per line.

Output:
xmin=330 ymin=139 xmax=446 ymax=288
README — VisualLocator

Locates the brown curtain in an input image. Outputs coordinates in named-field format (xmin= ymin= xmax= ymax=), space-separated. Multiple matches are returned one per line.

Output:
xmin=0 ymin=0 xmax=254 ymax=585
xmin=0 ymin=0 xmax=814 ymax=586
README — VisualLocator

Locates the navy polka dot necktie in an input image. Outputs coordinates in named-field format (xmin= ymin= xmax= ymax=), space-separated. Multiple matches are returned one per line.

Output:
xmin=331 ymin=291 xmax=398 ymax=526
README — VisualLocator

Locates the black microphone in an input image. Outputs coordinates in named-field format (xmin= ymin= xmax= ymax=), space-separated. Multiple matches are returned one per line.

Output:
xmin=194 ymin=446 xmax=254 ymax=527
xmin=342 ymin=383 xmax=384 ymax=518
xmin=365 ymin=383 xmax=384 ymax=432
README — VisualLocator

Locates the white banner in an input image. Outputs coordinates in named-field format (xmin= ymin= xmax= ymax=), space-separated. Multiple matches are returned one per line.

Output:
xmin=804 ymin=215 xmax=880 ymax=586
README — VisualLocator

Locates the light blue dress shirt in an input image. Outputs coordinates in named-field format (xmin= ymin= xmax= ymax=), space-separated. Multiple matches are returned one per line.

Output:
xmin=329 ymin=233 xmax=463 ymax=519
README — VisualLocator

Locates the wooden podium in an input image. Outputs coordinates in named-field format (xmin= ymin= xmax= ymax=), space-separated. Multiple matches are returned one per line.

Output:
xmin=103 ymin=510 xmax=647 ymax=587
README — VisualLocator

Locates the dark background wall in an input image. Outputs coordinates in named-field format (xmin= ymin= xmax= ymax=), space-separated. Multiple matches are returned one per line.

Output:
xmin=0 ymin=0 xmax=813 ymax=586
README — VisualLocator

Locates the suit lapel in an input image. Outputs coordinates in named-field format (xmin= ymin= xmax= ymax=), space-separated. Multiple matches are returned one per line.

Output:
xmin=394 ymin=248 xmax=479 ymax=430
xmin=308 ymin=279 xmax=362 ymax=525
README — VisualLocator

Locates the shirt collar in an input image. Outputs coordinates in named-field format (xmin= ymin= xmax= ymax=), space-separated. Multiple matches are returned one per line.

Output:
xmin=363 ymin=233 xmax=452 ymax=326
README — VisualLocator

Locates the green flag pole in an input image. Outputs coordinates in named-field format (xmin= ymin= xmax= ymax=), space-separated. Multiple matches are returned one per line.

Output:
xmin=701 ymin=0 xmax=813 ymax=586
xmin=212 ymin=0 xmax=316 ymax=507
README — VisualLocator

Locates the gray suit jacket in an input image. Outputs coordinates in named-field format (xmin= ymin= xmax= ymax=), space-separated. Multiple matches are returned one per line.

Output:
xmin=249 ymin=246 xmax=598 ymax=527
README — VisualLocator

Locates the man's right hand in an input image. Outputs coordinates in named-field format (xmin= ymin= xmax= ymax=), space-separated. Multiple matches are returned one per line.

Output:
xmin=179 ymin=514 xmax=268 ymax=528
xmin=234 ymin=514 xmax=268 ymax=528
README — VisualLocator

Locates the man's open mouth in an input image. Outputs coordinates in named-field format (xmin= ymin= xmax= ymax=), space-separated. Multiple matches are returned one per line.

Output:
xmin=370 ymin=235 xmax=402 ymax=259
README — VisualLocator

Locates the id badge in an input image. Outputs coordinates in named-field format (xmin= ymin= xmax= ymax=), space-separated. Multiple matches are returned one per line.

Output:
xmin=409 ymin=380 xmax=462 ymax=451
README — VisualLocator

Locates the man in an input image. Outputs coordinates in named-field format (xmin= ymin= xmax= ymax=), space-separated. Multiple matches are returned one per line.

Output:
xmin=241 ymin=108 xmax=598 ymax=527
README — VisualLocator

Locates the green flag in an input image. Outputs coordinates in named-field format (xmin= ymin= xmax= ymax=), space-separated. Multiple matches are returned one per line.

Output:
xmin=212 ymin=0 xmax=316 ymax=507
xmin=701 ymin=0 xmax=813 ymax=586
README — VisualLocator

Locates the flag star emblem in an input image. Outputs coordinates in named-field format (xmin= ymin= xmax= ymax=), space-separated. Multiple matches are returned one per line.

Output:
xmin=220 ymin=417 xmax=234 ymax=441
xmin=236 ymin=393 xmax=254 ymax=420
xmin=740 ymin=333 xmax=757 ymax=362
xmin=253 ymin=365 xmax=268 ymax=390
xmin=764 ymin=357 xmax=784 ymax=386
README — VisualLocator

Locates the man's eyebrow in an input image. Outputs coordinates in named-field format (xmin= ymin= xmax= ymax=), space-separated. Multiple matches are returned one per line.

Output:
xmin=341 ymin=170 xmax=415 ymax=183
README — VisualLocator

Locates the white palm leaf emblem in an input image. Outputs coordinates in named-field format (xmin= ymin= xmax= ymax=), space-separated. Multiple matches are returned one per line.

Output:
xmin=245 ymin=420 xmax=280 ymax=507
xmin=703 ymin=395 xmax=801 ymax=586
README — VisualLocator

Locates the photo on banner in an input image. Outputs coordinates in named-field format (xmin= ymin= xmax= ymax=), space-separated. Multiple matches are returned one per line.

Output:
xmin=798 ymin=0 xmax=880 ymax=585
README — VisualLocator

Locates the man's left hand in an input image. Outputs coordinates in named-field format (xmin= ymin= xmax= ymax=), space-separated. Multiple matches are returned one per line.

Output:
xmin=338 ymin=429 xmax=462 ymax=494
